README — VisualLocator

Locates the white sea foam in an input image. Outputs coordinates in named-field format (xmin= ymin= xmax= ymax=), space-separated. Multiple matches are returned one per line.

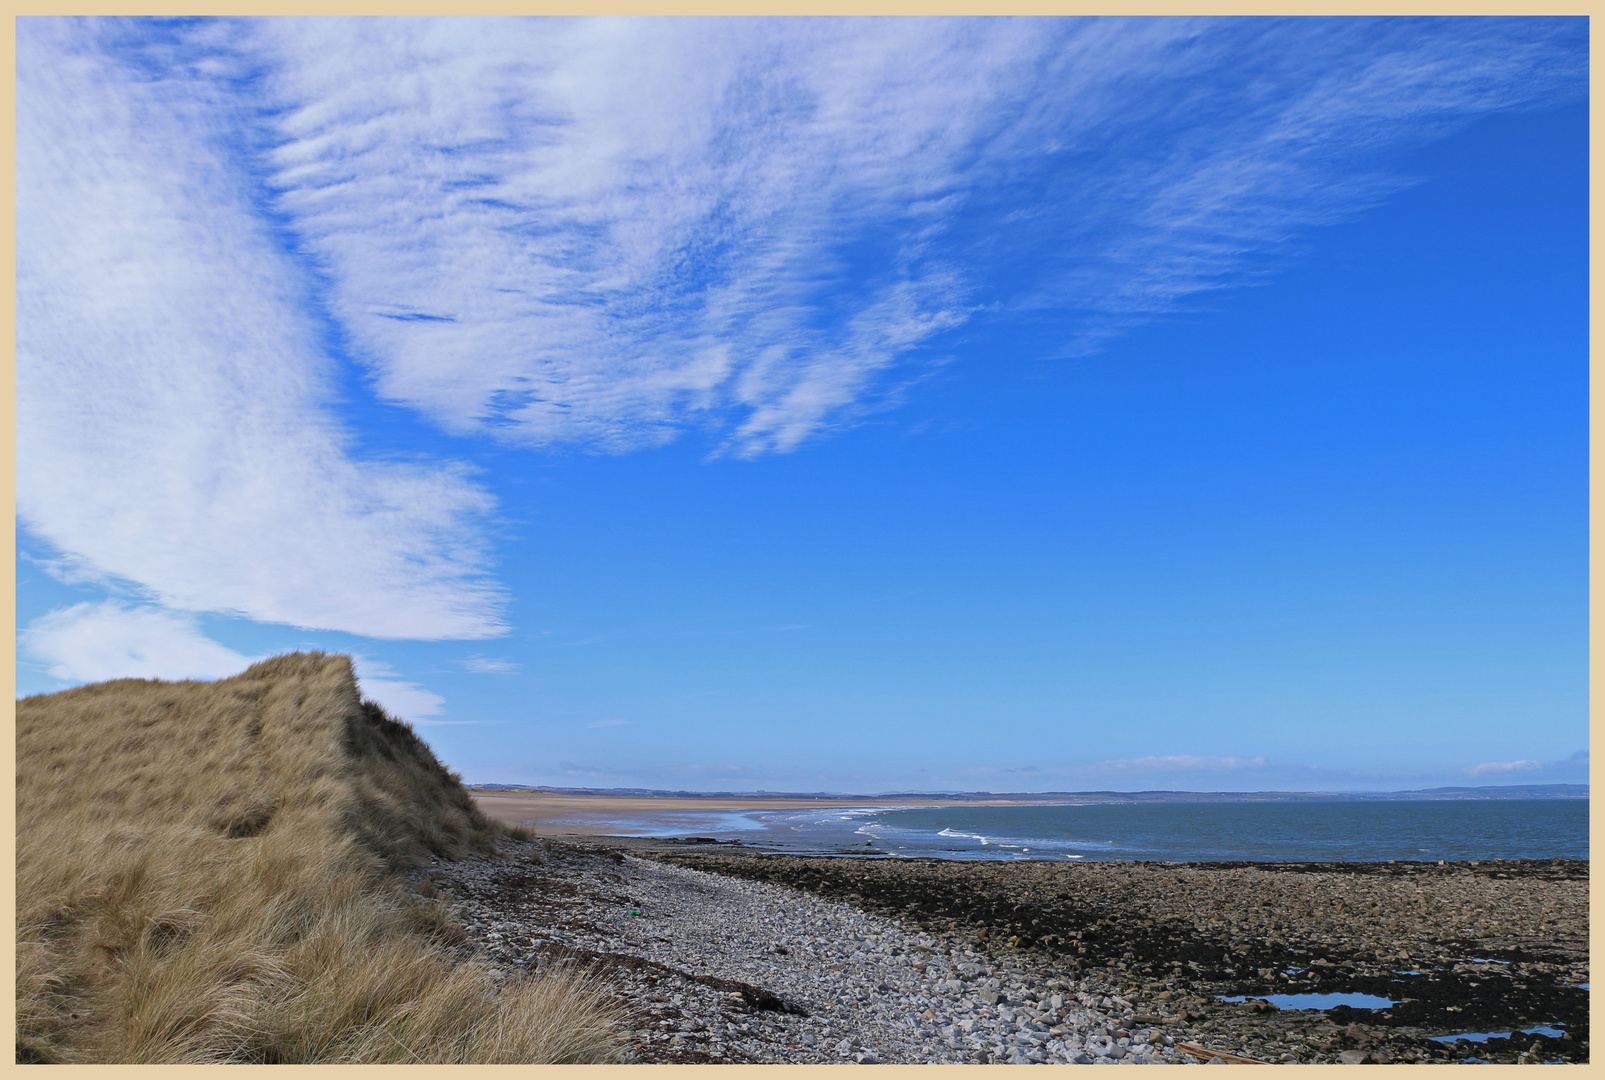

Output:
xmin=628 ymin=799 xmax=1583 ymax=862
xmin=934 ymin=826 xmax=1119 ymax=853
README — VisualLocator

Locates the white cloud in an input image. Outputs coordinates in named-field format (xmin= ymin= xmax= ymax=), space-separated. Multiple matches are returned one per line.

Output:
xmin=958 ymin=754 xmax=1273 ymax=779
xmin=463 ymin=655 xmax=519 ymax=674
xmin=351 ymin=657 xmax=446 ymax=721
xmin=585 ymin=718 xmax=630 ymax=729
xmin=1467 ymin=759 xmax=1544 ymax=776
xmin=19 ymin=602 xmax=259 ymax=683
xmin=16 ymin=17 xmax=1584 ymax=652
xmin=359 ymin=681 xmax=447 ymax=721
xmin=247 ymin=16 xmax=1000 ymax=457
xmin=17 ymin=18 xmax=505 ymax=640
xmin=17 ymin=602 xmax=458 ymax=727
xmin=1102 ymin=754 xmax=1271 ymax=773
xmin=237 ymin=16 xmax=1580 ymax=456
xmin=561 ymin=761 xmax=750 ymax=782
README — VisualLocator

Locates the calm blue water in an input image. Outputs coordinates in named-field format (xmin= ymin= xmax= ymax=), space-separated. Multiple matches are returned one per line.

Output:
xmin=606 ymin=799 xmax=1587 ymax=862
xmin=1222 ymin=993 xmax=1396 ymax=1010
xmin=1430 ymin=1027 xmax=1566 ymax=1043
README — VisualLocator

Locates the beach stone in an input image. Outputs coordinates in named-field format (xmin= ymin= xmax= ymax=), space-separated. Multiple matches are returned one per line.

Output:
xmin=417 ymin=835 xmax=1587 ymax=1065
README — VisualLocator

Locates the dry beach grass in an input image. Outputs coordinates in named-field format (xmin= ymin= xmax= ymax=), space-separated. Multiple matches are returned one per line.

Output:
xmin=15 ymin=652 xmax=619 ymax=1064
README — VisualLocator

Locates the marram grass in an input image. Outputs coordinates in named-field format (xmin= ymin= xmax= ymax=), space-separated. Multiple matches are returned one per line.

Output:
xmin=16 ymin=652 xmax=619 ymax=1064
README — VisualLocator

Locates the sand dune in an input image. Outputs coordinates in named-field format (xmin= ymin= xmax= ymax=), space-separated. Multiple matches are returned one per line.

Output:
xmin=16 ymin=653 xmax=616 ymax=1064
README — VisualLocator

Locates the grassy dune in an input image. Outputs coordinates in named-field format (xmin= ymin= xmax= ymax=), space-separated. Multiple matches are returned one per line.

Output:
xmin=16 ymin=652 xmax=618 ymax=1064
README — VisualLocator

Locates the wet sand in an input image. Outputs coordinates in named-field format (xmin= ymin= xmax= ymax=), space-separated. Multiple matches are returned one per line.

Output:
xmin=467 ymin=789 xmax=1050 ymax=837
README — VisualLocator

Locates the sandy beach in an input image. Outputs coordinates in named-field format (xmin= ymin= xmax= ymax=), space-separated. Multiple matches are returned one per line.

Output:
xmin=467 ymin=789 xmax=1048 ymax=837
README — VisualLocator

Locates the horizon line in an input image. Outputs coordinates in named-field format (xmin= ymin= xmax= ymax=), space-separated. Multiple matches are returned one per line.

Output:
xmin=467 ymin=782 xmax=1586 ymax=801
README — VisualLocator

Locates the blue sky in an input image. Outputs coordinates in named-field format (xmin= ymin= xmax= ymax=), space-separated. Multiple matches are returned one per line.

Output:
xmin=17 ymin=16 xmax=1587 ymax=793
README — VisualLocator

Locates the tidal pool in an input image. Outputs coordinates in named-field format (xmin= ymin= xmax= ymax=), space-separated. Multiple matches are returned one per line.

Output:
xmin=1220 ymin=992 xmax=1396 ymax=1011
xmin=1429 ymin=1026 xmax=1565 ymax=1044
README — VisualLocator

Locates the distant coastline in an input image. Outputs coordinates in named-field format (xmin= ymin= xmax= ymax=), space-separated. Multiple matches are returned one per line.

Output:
xmin=469 ymin=782 xmax=1585 ymax=803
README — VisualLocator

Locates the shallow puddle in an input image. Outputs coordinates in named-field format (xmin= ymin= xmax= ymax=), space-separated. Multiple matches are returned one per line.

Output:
xmin=1429 ymin=1025 xmax=1565 ymax=1043
xmin=1220 ymin=992 xmax=1396 ymax=1010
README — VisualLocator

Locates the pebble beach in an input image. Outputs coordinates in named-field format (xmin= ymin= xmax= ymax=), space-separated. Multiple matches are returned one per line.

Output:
xmin=415 ymin=836 xmax=1588 ymax=1065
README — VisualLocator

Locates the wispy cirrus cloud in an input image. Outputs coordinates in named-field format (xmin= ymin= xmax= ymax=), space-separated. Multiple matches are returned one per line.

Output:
xmin=1102 ymin=754 xmax=1271 ymax=773
xmin=17 ymin=16 xmax=1584 ymax=666
xmin=17 ymin=17 xmax=505 ymax=641
xmin=1457 ymin=752 xmax=1587 ymax=784
xmin=463 ymin=656 xmax=519 ymax=674
xmin=492 ymin=747 xmax=1589 ymax=794
xmin=248 ymin=15 xmax=999 ymax=456
xmin=954 ymin=750 xmax=1589 ymax=792
xmin=1467 ymin=759 xmax=1543 ymax=776
xmin=243 ymin=16 xmax=1581 ymax=455
xmin=560 ymin=761 xmax=761 ymax=783
xmin=956 ymin=754 xmax=1277 ymax=783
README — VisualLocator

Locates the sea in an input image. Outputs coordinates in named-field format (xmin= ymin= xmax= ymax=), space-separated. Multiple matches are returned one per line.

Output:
xmin=585 ymin=799 xmax=1587 ymax=863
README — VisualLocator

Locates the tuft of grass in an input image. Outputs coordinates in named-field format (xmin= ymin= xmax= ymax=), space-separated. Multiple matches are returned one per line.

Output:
xmin=16 ymin=652 xmax=619 ymax=1064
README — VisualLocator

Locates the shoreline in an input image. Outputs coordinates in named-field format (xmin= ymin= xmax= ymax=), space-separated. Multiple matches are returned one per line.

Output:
xmin=457 ymin=794 xmax=1588 ymax=1063
xmin=467 ymin=791 xmax=1588 ymax=863
xmin=592 ymin=837 xmax=1587 ymax=1064
xmin=467 ymin=790 xmax=1061 ymax=837
xmin=423 ymin=837 xmax=1198 ymax=1064
xmin=424 ymin=835 xmax=1587 ymax=1063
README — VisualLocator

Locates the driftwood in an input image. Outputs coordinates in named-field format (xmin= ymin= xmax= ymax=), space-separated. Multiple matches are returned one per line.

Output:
xmin=1176 ymin=1042 xmax=1271 ymax=1064
xmin=539 ymin=943 xmax=809 ymax=1015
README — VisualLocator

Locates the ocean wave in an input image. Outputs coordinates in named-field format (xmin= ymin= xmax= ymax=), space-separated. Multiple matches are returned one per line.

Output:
xmin=755 ymin=806 xmax=914 ymax=828
xmin=931 ymin=826 xmax=1123 ymax=852
xmin=710 ymin=801 xmax=1581 ymax=863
